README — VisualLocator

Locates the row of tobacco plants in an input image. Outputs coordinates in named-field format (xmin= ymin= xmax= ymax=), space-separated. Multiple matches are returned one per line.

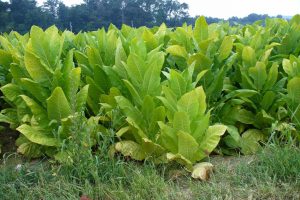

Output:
xmin=0 ymin=16 xmax=300 ymax=173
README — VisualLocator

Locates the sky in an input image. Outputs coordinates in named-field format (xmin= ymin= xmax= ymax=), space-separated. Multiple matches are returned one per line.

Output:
xmin=36 ymin=0 xmax=300 ymax=19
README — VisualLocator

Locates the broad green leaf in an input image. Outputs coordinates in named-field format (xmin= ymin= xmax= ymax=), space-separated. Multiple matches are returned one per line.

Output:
xmin=261 ymin=91 xmax=276 ymax=111
xmin=158 ymin=122 xmax=178 ymax=153
xmin=194 ymin=70 xmax=208 ymax=86
xmin=224 ymin=89 xmax=258 ymax=100
xmin=287 ymin=77 xmax=300 ymax=125
xmin=282 ymin=59 xmax=293 ymax=77
xmin=126 ymin=54 xmax=145 ymax=86
xmin=116 ymin=126 xmax=130 ymax=137
xmin=142 ymin=138 xmax=165 ymax=158
xmin=64 ymin=67 xmax=81 ymax=101
xmin=188 ymin=53 xmax=212 ymax=72
xmin=17 ymin=142 xmax=43 ymax=158
xmin=123 ymin=79 xmax=142 ymax=106
xmin=198 ymin=125 xmax=227 ymax=160
xmin=287 ymin=77 xmax=300 ymax=104
xmin=237 ymin=109 xmax=255 ymax=124
xmin=290 ymin=14 xmax=300 ymax=25
xmin=198 ymin=38 xmax=213 ymax=53
xmin=260 ymin=48 xmax=273 ymax=63
xmin=93 ymin=64 xmax=110 ymax=93
xmin=86 ymin=76 xmax=102 ymax=114
xmin=141 ymin=52 xmax=164 ymax=96
xmin=0 ymin=113 xmax=15 ymax=124
xmin=226 ymin=125 xmax=241 ymax=143
xmin=248 ymin=62 xmax=267 ymax=91
xmin=114 ymin=39 xmax=128 ymax=78
xmin=142 ymin=29 xmax=158 ymax=51
xmin=177 ymin=131 xmax=199 ymax=163
xmin=195 ymin=87 xmax=207 ymax=116
xmin=130 ymin=37 xmax=147 ymax=62
xmin=75 ymin=51 xmax=93 ymax=77
xmin=264 ymin=63 xmax=278 ymax=91
xmin=100 ymin=87 xmax=121 ymax=109
xmin=17 ymin=124 xmax=60 ymax=147
xmin=62 ymin=49 xmax=74 ymax=74
xmin=126 ymin=117 xmax=147 ymax=142
xmin=240 ymin=129 xmax=265 ymax=154
xmin=0 ymin=49 xmax=12 ymax=68
xmin=177 ymin=89 xmax=199 ymax=120
xmin=30 ymin=26 xmax=64 ymax=70
xmin=206 ymin=67 xmax=226 ymax=100
xmin=87 ymin=46 xmax=103 ymax=68
xmin=161 ymin=86 xmax=178 ymax=111
xmin=20 ymin=95 xmax=48 ymax=125
xmin=141 ymin=95 xmax=155 ymax=123
xmin=103 ymin=66 xmax=130 ymax=97
xmin=218 ymin=36 xmax=233 ymax=62
xmin=1 ymin=84 xmax=22 ymax=102
xmin=242 ymin=46 xmax=256 ymax=68
xmin=168 ymin=70 xmax=187 ymax=97
xmin=149 ymin=106 xmax=166 ymax=136
xmin=115 ymin=96 xmax=143 ymax=126
xmin=24 ymin=49 xmax=52 ymax=84
xmin=173 ymin=112 xmax=191 ymax=133
xmin=191 ymin=112 xmax=210 ymax=142
xmin=46 ymin=87 xmax=72 ymax=121
xmin=194 ymin=16 xmax=208 ymax=44
xmin=76 ymin=85 xmax=89 ymax=112
xmin=21 ymin=78 xmax=49 ymax=103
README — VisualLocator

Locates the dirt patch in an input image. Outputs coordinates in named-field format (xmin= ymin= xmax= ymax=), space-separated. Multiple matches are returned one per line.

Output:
xmin=210 ymin=155 xmax=255 ymax=170
xmin=0 ymin=125 xmax=18 ymax=156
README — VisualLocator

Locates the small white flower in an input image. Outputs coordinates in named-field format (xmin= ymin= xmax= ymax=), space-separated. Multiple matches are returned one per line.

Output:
xmin=15 ymin=164 xmax=22 ymax=171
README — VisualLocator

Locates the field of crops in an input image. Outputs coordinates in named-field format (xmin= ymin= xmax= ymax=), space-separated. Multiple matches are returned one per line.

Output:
xmin=0 ymin=16 xmax=300 ymax=177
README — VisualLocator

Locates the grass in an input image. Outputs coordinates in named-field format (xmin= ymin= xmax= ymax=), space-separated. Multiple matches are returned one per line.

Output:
xmin=0 ymin=145 xmax=300 ymax=200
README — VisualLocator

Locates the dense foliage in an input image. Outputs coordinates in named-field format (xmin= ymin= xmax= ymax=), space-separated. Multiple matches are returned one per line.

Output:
xmin=0 ymin=16 xmax=300 ymax=171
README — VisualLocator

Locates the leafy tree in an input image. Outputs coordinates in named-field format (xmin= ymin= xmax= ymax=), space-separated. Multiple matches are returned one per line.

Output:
xmin=0 ymin=0 xmax=283 ymax=33
xmin=43 ymin=0 xmax=60 ymax=18
xmin=0 ymin=1 xmax=9 ymax=32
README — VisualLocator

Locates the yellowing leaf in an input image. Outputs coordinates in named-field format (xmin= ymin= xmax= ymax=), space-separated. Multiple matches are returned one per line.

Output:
xmin=192 ymin=162 xmax=214 ymax=181
xmin=115 ymin=141 xmax=146 ymax=161
xmin=240 ymin=129 xmax=265 ymax=154
xmin=166 ymin=153 xmax=193 ymax=170
xmin=166 ymin=45 xmax=188 ymax=59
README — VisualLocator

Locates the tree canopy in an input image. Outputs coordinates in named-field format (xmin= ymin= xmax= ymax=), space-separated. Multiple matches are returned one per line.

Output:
xmin=0 ymin=0 xmax=283 ymax=33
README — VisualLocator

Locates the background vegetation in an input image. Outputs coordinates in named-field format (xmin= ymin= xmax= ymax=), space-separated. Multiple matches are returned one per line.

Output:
xmin=0 ymin=0 xmax=285 ymax=33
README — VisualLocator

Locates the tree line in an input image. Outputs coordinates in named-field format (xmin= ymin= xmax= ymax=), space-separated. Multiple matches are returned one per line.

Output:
xmin=0 ymin=0 xmax=283 ymax=33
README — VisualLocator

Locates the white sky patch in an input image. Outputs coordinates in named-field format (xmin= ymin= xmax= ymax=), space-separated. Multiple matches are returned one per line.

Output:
xmin=36 ymin=0 xmax=300 ymax=19
xmin=37 ymin=0 xmax=84 ymax=7
xmin=178 ymin=0 xmax=300 ymax=19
